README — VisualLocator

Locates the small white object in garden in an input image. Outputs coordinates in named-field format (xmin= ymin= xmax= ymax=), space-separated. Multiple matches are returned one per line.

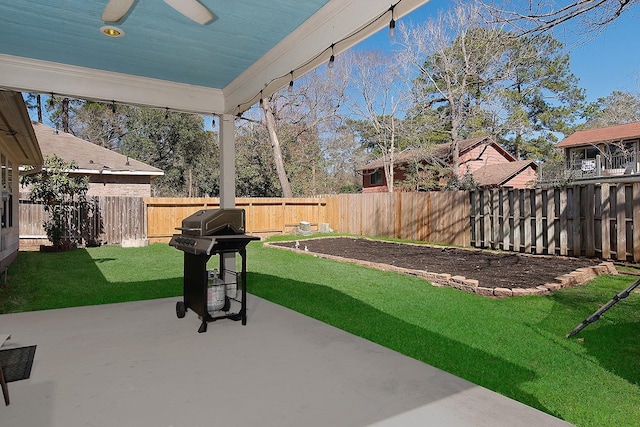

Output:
xmin=304 ymin=245 xmax=308 ymax=251
xmin=295 ymin=240 xmax=300 ymax=249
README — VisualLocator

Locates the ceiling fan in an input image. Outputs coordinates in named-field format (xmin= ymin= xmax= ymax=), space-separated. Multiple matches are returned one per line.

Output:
xmin=102 ymin=0 xmax=215 ymax=25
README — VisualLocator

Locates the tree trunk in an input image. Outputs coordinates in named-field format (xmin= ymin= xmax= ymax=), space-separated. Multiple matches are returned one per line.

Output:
xmin=62 ymin=98 xmax=70 ymax=133
xmin=36 ymin=94 xmax=42 ymax=123
xmin=450 ymin=118 xmax=460 ymax=177
xmin=262 ymin=97 xmax=293 ymax=198
xmin=386 ymin=117 xmax=396 ymax=193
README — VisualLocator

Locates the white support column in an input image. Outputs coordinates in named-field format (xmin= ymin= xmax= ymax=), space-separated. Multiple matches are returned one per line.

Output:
xmin=219 ymin=113 xmax=236 ymax=209
xmin=218 ymin=114 xmax=237 ymax=290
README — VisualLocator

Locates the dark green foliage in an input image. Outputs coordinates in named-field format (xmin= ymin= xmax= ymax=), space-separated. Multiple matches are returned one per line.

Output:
xmin=120 ymin=108 xmax=217 ymax=196
xmin=21 ymin=154 xmax=89 ymax=247
xmin=498 ymin=34 xmax=585 ymax=160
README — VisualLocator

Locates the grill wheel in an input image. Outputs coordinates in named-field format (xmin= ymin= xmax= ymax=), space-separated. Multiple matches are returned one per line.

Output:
xmin=176 ymin=301 xmax=186 ymax=318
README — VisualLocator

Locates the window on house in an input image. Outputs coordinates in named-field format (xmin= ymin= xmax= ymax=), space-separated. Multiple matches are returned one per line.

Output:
xmin=370 ymin=170 xmax=383 ymax=185
xmin=567 ymin=146 xmax=600 ymax=171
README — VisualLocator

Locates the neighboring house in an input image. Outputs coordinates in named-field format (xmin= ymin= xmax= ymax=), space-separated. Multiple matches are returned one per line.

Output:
xmin=21 ymin=122 xmax=164 ymax=198
xmin=358 ymin=136 xmax=538 ymax=192
xmin=0 ymin=90 xmax=43 ymax=267
xmin=557 ymin=122 xmax=640 ymax=182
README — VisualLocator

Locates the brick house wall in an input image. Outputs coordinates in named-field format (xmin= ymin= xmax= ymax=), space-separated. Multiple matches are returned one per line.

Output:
xmin=87 ymin=174 xmax=152 ymax=197
xmin=20 ymin=174 xmax=154 ymax=199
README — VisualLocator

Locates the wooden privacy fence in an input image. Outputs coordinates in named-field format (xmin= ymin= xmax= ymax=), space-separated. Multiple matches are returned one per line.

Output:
xmin=144 ymin=193 xmax=471 ymax=247
xmin=470 ymin=184 xmax=640 ymax=262
xmin=326 ymin=193 xmax=471 ymax=247
xmin=145 ymin=197 xmax=329 ymax=242
xmin=19 ymin=196 xmax=146 ymax=245
xmin=19 ymin=187 xmax=640 ymax=263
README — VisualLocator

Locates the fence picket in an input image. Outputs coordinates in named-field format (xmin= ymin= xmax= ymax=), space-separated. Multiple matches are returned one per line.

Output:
xmin=512 ymin=190 xmax=521 ymax=252
xmin=634 ymin=184 xmax=640 ymax=262
xmin=535 ymin=189 xmax=544 ymax=254
xmin=616 ymin=184 xmax=627 ymax=260
xmin=584 ymin=185 xmax=596 ymax=257
xmin=600 ymin=184 xmax=611 ymax=259
xmin=559 ymin=189 xmax=568 ymax=255
xmin=501 ymin=189 xmax=510 ymax=250
xmin=546 ymin=188 xmax=556 ymax=255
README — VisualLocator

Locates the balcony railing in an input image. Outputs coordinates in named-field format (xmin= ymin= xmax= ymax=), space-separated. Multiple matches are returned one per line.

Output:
xmin=567 ymin=153 xmax=637 ymax=179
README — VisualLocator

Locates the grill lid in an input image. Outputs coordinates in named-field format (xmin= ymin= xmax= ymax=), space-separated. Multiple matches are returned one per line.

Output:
xmin=177 ymin=208 xmax=246 ymax=236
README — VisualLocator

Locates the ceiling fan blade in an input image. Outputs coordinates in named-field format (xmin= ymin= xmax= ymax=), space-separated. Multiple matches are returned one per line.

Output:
xmin=163 ymin=0 xmax=215 ymax=25
xmin=102 ymin=0 xmax=136 ymax=22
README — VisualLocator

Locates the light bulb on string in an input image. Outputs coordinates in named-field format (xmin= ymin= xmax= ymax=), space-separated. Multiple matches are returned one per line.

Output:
xmin=389 ymin=6 xmax=396 ymax=38
xmin=328 ymin=44 xmax=335 ymax=69
xmin=288 ymin=71 xmax=294 ymax=93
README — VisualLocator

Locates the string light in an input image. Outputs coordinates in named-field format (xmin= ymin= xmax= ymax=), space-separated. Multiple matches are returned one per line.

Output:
xmin=211 ymin=115 xmax=216 ymax=127
xmin=389 ymin=5 xmax=396 ymax=38
xmin=231 ymin=1 xmax=404 ymax=113
xmin=328 ymin=44 xmax=335 ymax=69
xmin=165 ymin=107 xmax=169 ymax=120
xmin=259 ymin=90 xmax=264 ymax=108
xmin=111 ymin=100 xmax=116 ymax=114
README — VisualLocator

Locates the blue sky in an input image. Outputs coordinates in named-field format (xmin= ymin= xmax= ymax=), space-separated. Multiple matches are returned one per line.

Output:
xmin=354 ymin=0 xmax=640 ymax=104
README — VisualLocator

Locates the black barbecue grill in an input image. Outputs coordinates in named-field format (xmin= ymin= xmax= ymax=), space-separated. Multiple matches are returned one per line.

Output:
xmin=169 ymin=208 xmax=259 ymax=333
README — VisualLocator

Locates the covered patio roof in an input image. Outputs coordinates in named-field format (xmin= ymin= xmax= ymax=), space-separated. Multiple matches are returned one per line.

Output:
xmin=0 ymin=90 xmax=42 ymax=165
xmin=0 ymin=0 xmax=430 ymax=116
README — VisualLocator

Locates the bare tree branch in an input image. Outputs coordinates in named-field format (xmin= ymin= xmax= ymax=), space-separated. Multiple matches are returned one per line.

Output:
xmin=479 ymin=0 xmax=638 ymax=36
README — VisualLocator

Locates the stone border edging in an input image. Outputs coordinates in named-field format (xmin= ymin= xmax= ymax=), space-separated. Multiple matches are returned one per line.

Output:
xmin=264 ymin=237 xmax=618 ymax=297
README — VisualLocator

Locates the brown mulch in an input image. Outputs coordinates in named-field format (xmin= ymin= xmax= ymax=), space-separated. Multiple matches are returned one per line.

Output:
xmin=272 ymin=237 xmax=602 ymax=289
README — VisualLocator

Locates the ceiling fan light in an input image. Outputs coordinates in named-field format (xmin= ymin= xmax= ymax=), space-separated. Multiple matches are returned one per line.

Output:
xmin=101 ymin=26 xmax=125 ymax=37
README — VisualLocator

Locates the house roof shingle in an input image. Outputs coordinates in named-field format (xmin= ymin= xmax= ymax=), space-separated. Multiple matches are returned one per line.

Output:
xmin=471 ymin=160 xmax=537 ymax=187
xmin=557 ymin=122 xmax=640 ymax=148
xmin=357 ymin=136 xmax=514 ymax=171
xmin=32 ymin=122 xmax=163 ymax=176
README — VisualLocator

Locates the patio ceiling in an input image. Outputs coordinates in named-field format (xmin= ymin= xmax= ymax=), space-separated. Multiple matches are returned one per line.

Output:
xmin=0 ymin=0 xmax=431 ymax=115
xmin=0 ymin=90 xmax=43 ymax=165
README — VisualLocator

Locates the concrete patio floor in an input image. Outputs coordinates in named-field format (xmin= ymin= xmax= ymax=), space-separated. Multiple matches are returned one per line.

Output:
xmin=0 ymin=296 xmax=573 ymax=426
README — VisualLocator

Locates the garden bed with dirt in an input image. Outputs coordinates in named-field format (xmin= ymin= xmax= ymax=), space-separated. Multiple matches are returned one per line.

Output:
xmin=268 ymin=237 xmax=617 ymax=297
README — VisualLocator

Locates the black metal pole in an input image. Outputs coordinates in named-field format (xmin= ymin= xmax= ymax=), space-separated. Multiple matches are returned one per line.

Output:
xmin=241 ymin=247 xmax=247 ymax=325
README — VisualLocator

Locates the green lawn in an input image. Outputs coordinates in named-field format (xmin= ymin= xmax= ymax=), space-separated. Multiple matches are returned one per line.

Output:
xmin=2 ymin=239 xmax=639 ymax=427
